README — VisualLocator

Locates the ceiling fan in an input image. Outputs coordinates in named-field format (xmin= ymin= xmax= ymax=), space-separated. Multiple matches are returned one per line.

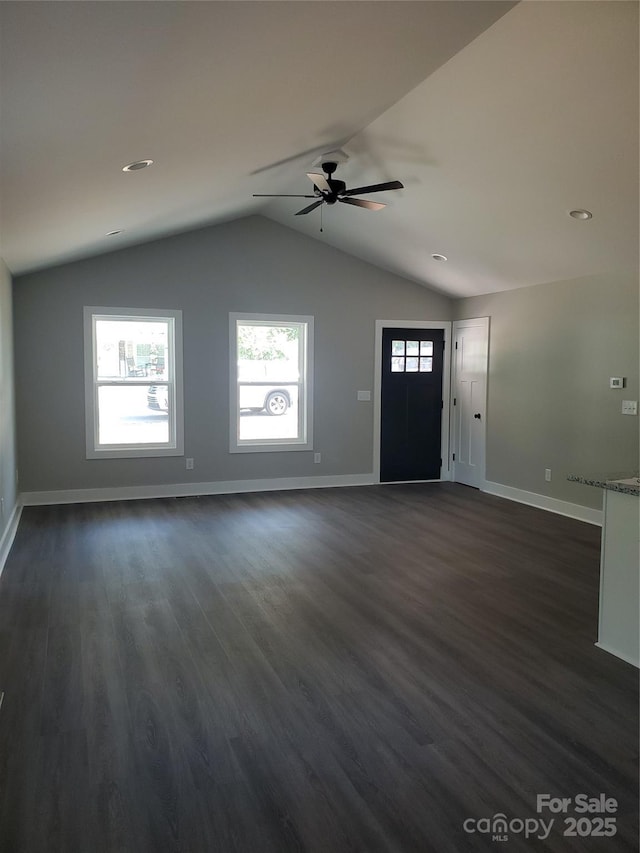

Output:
xmin=253 ymin=159 xmax=403 ymax=216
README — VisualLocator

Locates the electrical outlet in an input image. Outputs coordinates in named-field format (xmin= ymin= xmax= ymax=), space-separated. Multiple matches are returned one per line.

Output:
xmin=622 ymin=400 xmax=638 ymax=416
xmin=186 ymin=457 xmax=194 ymax=470
xmin=545 ymin=468 xmax=552 ymax=482
xmin=314 ymin=452 xmax=321 ymax=464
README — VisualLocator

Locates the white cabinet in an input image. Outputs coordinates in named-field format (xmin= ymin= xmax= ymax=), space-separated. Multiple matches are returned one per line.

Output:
xmin=597 ymin=489 xmax=639 ymax=667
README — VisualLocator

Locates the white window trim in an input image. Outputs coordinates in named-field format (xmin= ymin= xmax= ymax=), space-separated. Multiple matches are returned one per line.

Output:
xmin=229 ymin=312 xmax=314 ymax=453
xmin=84 ymin=306 xmax=184 ymax=459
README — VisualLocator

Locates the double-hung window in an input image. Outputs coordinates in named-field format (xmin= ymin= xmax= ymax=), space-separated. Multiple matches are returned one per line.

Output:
xmin=229 ymin=313 xmax=313 ymax=452
xmin=84 ymin=306 xmax=183 ymax=458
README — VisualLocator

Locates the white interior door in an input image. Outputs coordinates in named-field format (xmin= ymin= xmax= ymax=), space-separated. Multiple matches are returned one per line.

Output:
xmin=452 ymin=318 xmax=489 ymax=488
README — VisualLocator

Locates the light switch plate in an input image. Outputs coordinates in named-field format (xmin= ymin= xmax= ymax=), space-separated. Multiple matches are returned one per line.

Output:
xmin=621 ymin=400 xmax=638 ymax=415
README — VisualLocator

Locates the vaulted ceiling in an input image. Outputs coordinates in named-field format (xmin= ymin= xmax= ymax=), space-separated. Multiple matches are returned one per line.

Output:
xmin=1 ymin=1 xmax=637 ymax=297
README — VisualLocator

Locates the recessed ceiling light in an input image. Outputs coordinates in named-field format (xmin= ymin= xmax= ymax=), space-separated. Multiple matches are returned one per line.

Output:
xmin=122 ymin=159 xmax=153 ymax=172
xmin=432 ymin=253 xmax=448 ymax=262
xmin=106 ymin=229 xmax=123 ymax=236
xmin=569 ymin=209 xmax=592 ymax=220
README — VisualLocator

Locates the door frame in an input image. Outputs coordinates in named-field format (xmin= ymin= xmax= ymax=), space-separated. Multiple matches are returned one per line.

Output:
xmin=373 ymin=319 xmax=452 ymax=484
xmin=451 ymin=317 xmax=489 ymax=488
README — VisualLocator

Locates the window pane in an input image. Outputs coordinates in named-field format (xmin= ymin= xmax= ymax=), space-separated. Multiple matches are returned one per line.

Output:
xmin=237 ymin=322 xmax=304 ymax=443
xmin=420 ymin=341 xmax=433 ymax=356
xmin=391 ymin=356 xmax=405 ymax=372
xmin=419 ymin=357 xmax=433 ymax=372
xmin=238 ymin=386 xmax=300 ymax=441
xmin=406 ymin=357 xmax=419 ymax=372
xmin=97 ymin=385 xmax=169 ymax=445
xmin=406 ymin=341 xmax=419 ymax=356
xmin=392 ymin=340 xmax=405 ymax=355
xmin=95 ymin=319 xmax=168 ymax=379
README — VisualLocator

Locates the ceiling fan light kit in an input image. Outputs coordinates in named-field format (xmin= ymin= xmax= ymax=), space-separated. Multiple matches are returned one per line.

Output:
xmin=253 ymin=157 xmax=403 ymax=218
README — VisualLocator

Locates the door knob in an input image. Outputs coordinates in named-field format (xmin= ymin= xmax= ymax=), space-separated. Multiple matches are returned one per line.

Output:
xmin=474 ymin=413 xmax=482 ymax=420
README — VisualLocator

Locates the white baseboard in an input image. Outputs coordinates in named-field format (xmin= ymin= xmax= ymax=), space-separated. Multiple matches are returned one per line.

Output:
xmin=379 ymin=478 xmax=448 ymax=486
xmin=19 ymin=474 xmax=603 ymax=531
xmin=595 ymin=641 xmax=639 ymax=669
xmin=482 ymin=480 xmax=603 ymax=526
xmin=0 ymin=500 xmax=23 ymax=578
xmin=21 ymin=473 xmax=376 ymax=507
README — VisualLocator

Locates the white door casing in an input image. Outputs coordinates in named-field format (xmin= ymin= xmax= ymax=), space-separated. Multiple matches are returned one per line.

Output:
xmin=452 ymin=318 xmax=489 ymax=488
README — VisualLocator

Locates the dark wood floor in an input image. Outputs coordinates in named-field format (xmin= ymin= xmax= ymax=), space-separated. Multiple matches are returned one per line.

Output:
xmin=0 ymin=483 xmax=637 ymax=852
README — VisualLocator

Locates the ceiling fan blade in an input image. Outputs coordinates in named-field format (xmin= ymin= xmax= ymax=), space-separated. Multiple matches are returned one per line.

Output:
xmin=253 ymin=193 xmax=318 ymax=198
xmin=340 ymin=197 xmax=386 ymax=211
xmin=306 ymin=172 xmax=331 ymax=193
xmin=341 ymin=180 xmax=404 ymax=197
xmin=295 ymin=199 xmax=325 ymax=216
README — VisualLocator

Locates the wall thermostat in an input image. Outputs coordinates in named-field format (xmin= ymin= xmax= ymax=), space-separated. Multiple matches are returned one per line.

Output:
xmin=609 ymin=377 xmax=625 ymax=389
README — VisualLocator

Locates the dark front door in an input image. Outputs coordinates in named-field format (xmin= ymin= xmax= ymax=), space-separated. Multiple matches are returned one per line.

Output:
xmin=380 ymin=327 xmax=444 ymax=482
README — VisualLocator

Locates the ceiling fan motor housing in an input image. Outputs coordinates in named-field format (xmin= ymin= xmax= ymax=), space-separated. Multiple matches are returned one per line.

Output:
xmin=314 ymin=162 xmax=344 ymax=203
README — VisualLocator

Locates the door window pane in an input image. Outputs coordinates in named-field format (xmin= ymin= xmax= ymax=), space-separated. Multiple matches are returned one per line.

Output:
xmin=406 ymin=341 xmax=419 ymax=356
xmin=406 ymin=357 xmax=419 ymax=372
xmin=419 ymin=357 xmax=433 ymax=372
xmin=392 ymin=340 xmax=405 ymax=355
xmin=391 ymin=357 xmax=405 ymax=372
xmin=420 ymin=341 xmax=433 ymax=356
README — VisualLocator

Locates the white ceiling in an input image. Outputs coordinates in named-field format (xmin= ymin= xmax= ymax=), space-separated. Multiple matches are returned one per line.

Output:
xmin=1 ymin=1 xmax=637 ymax=297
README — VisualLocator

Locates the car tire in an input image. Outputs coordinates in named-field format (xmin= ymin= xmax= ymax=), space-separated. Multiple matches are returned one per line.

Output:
xmin=265 ymin=391 xmax=288 ymax=416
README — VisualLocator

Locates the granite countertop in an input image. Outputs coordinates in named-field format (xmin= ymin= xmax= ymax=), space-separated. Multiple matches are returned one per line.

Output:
xmin=568 ymin=472 xmax=640 ymax=496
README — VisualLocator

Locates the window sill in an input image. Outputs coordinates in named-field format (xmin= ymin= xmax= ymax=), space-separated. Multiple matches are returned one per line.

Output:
xmin=230 ymin=441 xmax=313 ymax=454
xmin=87 ymin=445 xmax=184 ymax=460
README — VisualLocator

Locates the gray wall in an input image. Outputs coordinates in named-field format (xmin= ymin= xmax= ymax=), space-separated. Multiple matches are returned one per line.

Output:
xmin=0 ymin=257 xmax=17 ymax=534
xmin=13 ymin=215 xmax=451 ymax=493
xmin=455 ymin=273 xmax=639 ymax=510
